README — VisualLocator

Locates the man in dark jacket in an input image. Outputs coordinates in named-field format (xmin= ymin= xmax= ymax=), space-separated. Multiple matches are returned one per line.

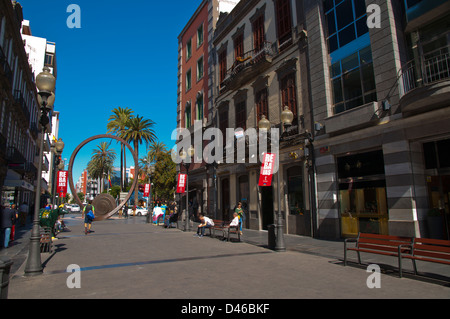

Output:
xmin=1 ymin=203 xmax=17 ymax=248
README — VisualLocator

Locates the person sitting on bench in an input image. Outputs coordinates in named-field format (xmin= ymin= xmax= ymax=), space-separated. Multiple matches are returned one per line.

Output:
xmin=195 ymin=213 xmax=214 ymax=237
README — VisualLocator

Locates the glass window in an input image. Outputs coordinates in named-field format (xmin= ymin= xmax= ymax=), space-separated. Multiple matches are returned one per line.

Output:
xmin=186 ymin=69 xmax=192 ymax=91
xmin=287 ymin=166 xmax=304 ymax=215
xmin=323 ymin=0 xmax=369 ymax=54
xmin=331 ymin=46 xmax=377 ymax=114
xmin=185 ymin=103 xmax=191 ymax=128
xmin=197 ymin=56 xmax=204 ymax=80
xmin=197 ymin=24 xmax=204 ymax=47
xmin=196 ymin=94 xmax=203 ymax=121
xmin=186 ymin=39 xmax=192 ymax=60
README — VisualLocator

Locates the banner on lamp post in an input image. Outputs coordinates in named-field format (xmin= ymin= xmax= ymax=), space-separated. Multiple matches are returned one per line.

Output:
xmin=176 ymin=174 xmax=187 ymax=193
xmin=143 ymin=183 xmax=150 ymax=197
xmin=258 ymin=153 xmax=276 ymax=187
xmin=57 ymin=170 xmax=68 ymax=197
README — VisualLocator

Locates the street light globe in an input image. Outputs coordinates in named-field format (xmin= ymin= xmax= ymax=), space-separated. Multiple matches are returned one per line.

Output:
xmin=188 ymin=146 xmax=195 ymax=157
xmin=36 ymin=67 xmax=56 ymax=94
xmin=258 ymin=115 xmax=271 ymax=131
xmin=179 ymin=150 xmax=187 ymax=161
xmin=281 ymin=106 xmax=294 ymax=126
xmin=55 ymin=138 xmax=65 ymax=153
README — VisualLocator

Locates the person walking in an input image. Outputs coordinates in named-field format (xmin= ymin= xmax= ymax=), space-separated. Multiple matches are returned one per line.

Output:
xmin=234 ymin=202 xmax=245 ymax=235
xmin=1 ymin=203 xmax=17 ymax=249
xmin=18 ymin=201 xmax=29 ymax=227
xmin=83 ymin=201 xmax=95 ymax=235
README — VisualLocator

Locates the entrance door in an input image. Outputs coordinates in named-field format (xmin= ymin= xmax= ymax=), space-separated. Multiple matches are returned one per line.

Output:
xmin=221 ymin=178 xmax=230 ymax=220
xmin=260 ymin=186 xmax=274 ymax=230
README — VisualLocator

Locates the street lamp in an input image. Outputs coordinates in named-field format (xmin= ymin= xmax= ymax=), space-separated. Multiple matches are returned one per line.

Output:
xmin=25 ymin=67 xmax=56 ymax=276
xmin=51 ymin=138 xmax=65 ymax=208
xmin=257 ymin=106 xmax=294 ymax=252
xmin=180 ymin=146 xmax=194 ymax=232
xmin=144 ymin=163 xmax=155 ymax=224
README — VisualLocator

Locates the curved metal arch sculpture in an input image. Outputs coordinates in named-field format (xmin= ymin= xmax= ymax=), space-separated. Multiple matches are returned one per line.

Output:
xmin=68 ymin=134 xmax=139 ymax=221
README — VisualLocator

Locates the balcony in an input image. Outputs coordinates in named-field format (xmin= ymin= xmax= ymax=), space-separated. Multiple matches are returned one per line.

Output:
xmin=399 ymin=46 xmax=450 ymax=116
xmin=0 ymin=46 xmax=13 ymax=85
xmin=14 ymin=90 xmax=31 ymax=126
xmin=219 ymin=42 xmax=274 ymax=94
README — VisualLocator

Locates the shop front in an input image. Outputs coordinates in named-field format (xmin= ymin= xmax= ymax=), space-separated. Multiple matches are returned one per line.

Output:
xmin=337 ymin=150 xmax=388 ymax=237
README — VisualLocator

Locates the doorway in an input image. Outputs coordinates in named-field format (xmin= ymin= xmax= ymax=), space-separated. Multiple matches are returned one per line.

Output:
xmin=221 ymin=178 xmax=230 ymax=220
xmin=260 ymin=186 xmax=274 ymax=230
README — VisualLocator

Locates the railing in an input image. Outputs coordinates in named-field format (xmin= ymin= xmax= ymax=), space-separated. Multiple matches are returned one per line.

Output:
xmin=400 ymin=46 xmax=450 ymax=96
xmin=0 ymin=45 xmax=13 ymax=84
xmin=220 ymin=41 xmax=273 ymax=92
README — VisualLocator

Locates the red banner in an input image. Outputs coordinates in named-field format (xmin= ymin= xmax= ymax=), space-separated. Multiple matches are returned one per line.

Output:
xmin=57 ymin=170 xmax=68 ymax=197
xmin=143 ymin=184 xmax=150 ymax=197
xmin=258 ymin=153 xmax=276 ymax=187
xmin=176 ymin=174 xmax=187 ymax=193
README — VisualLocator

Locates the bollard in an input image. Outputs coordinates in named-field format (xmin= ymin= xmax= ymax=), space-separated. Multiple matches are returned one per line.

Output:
xmin=267 ymin=224 xmax=276 ymax=250
xmin=0 ymin=257 xmax=13 ymax=299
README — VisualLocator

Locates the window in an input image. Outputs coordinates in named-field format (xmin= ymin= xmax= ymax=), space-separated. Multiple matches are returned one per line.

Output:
xmin=186 ymin=69 xmax=192 ymax=91
xmin=186 ymin=38 xmax=192 ymax=60
xmin=337 ymin=150 xmax=388 ymax=237
xmin=235 ymin=100 xmax=246 ymax=130
xmin=185 ymin=102 xmax=191 ymax=128
xmin=252 ymin=15 xmax=265 ymax=52
xmin=275 ymin=0 xmax=293 ymax=48
xmin=287 ymin=166 xmax=304 ymax=215
xmin=44 ymin=54 xmax=54 ymax=66
xmin=331 ymin=46 xmax=377 ymax=114
xmin=323 ymin=0 xmax=369 ymax=54
xmin=196 ymin=93 xmax=204 ymax=121
xmin=197 ymin=56 xmax=204 ymax=80
xmin=219 ymin=49 xmax=227 ymax=83
xmin=234 ymin=34 xmax=244 ymax=59
xmin=219 ymin=108 xmax=228 ymax=147
xmin=197 ymin=24 xmax=204 ymax=47
xmin=255 ymin=88 xmax=268 ymax=122
xmin=280 ymin=73 xmax=297 ymax=118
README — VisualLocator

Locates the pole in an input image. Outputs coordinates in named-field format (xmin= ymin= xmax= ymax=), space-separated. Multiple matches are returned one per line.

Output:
xmin=24 ymin=125 xmax=45 ymax=276
xmin=185 ymin=167 xmax=190 ymax=232
xmin=275 ymin=166 xmax=286 ymax=252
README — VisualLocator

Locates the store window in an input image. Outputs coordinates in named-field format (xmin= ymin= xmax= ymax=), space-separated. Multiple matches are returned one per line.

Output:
xmin=337 ymin=150 xmax=388 ymax=237
xmin=287 ymin=166 xmax=304 ymax=215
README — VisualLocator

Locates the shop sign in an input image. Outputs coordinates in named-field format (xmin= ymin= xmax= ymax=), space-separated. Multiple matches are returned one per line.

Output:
xmin=259 ymin=153 xmax=276 ymax=187
xmin=57 ymin=170 xmax=68 ymax=197
xmin=143 ymin=184 xmax=150 ymax=197
xmin=177 ymin=174 xmax=187 ymax=193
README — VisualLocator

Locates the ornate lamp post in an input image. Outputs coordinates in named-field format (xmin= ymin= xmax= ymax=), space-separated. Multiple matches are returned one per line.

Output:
xmin=24 ymin=67 xmax=56 ymax=276
xmin=257 ymin=106 xmax=294 ymax=252
xmin=180 ymin=146 xmax=195 ymax=231
xmin=51 ymin=138 xmax=65 ymax=207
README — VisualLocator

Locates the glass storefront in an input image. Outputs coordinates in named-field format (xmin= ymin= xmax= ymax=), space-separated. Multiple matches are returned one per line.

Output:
xmin=337 ymin=150 xmax=388 ymax=237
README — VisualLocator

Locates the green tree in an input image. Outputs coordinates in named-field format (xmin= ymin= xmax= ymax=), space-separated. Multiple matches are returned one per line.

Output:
xmin=153 ymin=150 xmax=176 ymax=201
xmin=87 ymin=141 xmax=117 ymax=193
xmin=123 ymin=115 xmax=157 ymax=208
xmin=107 ymin=107 xmax=134 ymax=190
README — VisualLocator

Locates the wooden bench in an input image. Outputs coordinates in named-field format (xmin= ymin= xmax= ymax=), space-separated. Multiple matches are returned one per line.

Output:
xmin=399 ymin=237 xmax=450 ymax=278
xmin=344 ymin=233 xmax=413 ymax=275
xmin=223 ymin=224 xmax=241 ymax=242
xmin=40 ymin=227 xmax=53 ymax=253
xmin=208 ymin=219 xmax=227 ymax=238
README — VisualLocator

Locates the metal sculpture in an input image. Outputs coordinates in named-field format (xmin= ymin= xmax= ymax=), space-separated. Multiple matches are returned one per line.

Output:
xmin=67 ymin=134 xmax=139 ymax=221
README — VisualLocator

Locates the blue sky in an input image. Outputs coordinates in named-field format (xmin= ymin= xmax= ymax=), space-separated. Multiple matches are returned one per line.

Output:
xmin=19 ymin=0 xmax=201 ymax=188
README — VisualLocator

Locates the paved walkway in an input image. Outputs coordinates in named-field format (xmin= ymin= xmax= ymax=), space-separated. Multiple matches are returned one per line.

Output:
xmin=2 ymin=215 xmax=450 ymax=301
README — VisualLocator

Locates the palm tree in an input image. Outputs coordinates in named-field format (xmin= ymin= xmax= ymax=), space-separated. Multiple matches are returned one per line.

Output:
xmin=107 ymin=107 xmax=134 ymax=190
xmin=147 ymin=141 xmax=167 ymax=163
xmin=123 ymin=115 xmax=157 ymax=207
xmin=87 ymin=141 xmax=117 ymax=193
